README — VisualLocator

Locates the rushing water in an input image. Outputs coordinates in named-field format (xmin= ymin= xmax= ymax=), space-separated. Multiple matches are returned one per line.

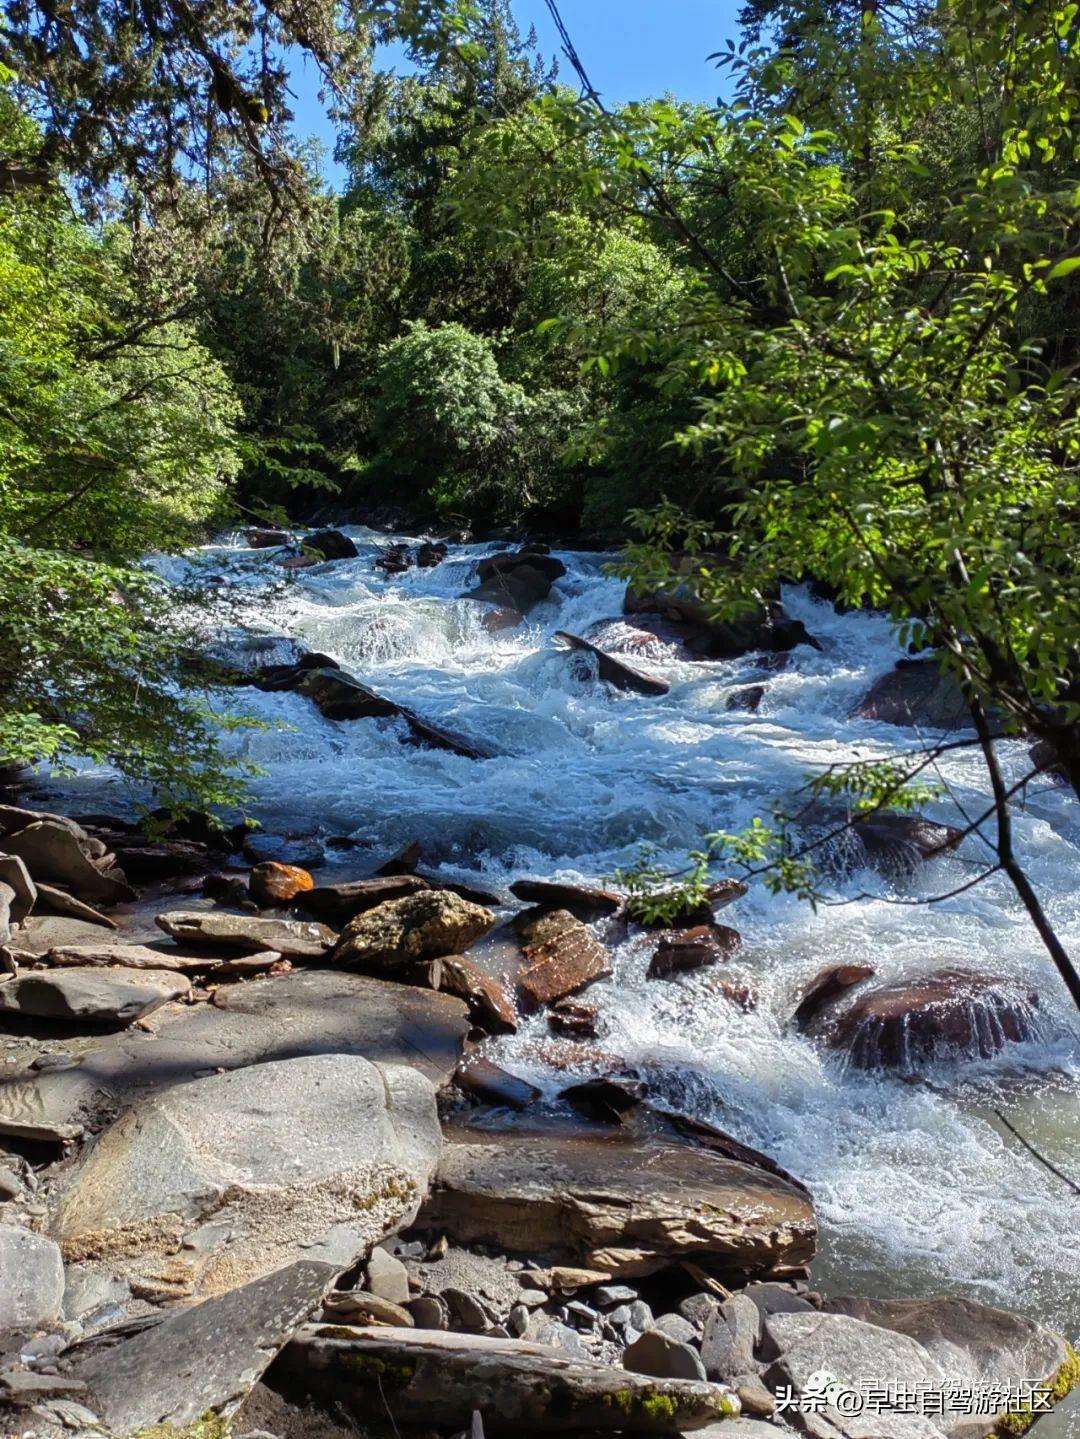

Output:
xmin=47 ymin=526 xmax=1080 ymax=1422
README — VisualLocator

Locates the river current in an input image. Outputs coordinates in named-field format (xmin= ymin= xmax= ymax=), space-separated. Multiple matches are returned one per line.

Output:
xmin=47 ymin=526 xmax=1080 ymax=1424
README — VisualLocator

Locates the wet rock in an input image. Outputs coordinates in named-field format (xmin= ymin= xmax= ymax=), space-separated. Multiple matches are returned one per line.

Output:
xmin=806 ymin=969 xmax=1041 ymax=1071
xmin=625 ymin=569 xmax=819 ymax=659
xmin=510 ymin=878 xmax=622 ymax=919
xmin=416 ymin=541 xmax=448 ymax=568
xmin=52 ymin=1053 xmax=442 ymax=1296
xmin=480 ymin=605 xmax=525 ymax=632
xmin=333 ymin=890 xmax=495 ymax=971
xmin=624 ymin=1329 xmax=708 ymax=1382
xmin=455 ymin=1057 xmax=540 ymax=1110
xmin=0 ymin=966 xmax=190 ymax=1026
xmin=0 ymin=853 xmax=36 ymax=924
xmin=297 ymin=873 xmax=429 ymax=924
xmin=648 ymin=925 xmax=741 ymax=980
xmin=157 ymin=910 xmax=335 ymax=958
xmin=548 ymin=997 xmax=600 ymax=1039
xmin=555 ymin=631 xmax=670 ymax=697
xmin=726 ymin=685 xmax=766 ymax=713
xmin=465 ymin=551 xmax=567 ymax=614
xmin=846 ymin=812 xmax=963 ymax=870
xmin=854 ymin=658 xmax=967 ymax=728
xmin=791 ymin=964 xmax=876 ymax=1032
xmin=377 ymin=541 xmax=412 ymax=574
xmin=706 ymin=976 xmax=759 ymax=1012
xmin=1 ymin=821 xmax=133 ymax=905
xmin=0 ymin=1226 xmax=65 ymax=1328
xmin=64 ymin=1259 xmax=335 ymax=1433
xmin=273 ymin=1325 xmax=738 ymax=1432
xmin=306 ymin=529 xmax=358 ymax=561
xmin=437 ymin=955 xmax=518 ymax=1035
xmin=246 ymin=527 xmax=292 ymax=548
xmin=516 ymin=909 xmax=613 ymax=1008
xmin=33 ymin=883 xmax=118 ymax=928
xmin=243 ymin=833 xmax=326 ymax=869
xmin=296 ymin=666 xmax=400 ymax=720
xmin=250 ymin=861 xmax=315 ymax=908
xmin=421 ymin=1120 xmax=816 ymax=1280
xmin=560 ymin=1074 xmax=647 ymax=1122
xmin=102 ymin=838 xmax=213 ymax=881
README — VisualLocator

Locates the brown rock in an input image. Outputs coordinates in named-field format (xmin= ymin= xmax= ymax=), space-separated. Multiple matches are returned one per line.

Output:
xmin=250 ymin=862 xmax=314 ymax=908
xmin=510 ymin=877 xmax=622 ymax=919
xmin=438 ymin=955 xmax=518 ymax=1035
xmin=548 ymin=998 xmax=600 ymax=1039
xmin=791 ymin=964 xmax=875 ymax=1032
xmin=517 ymin=909 xmax=612 ymax=1008
xmin=423 ymin=1120 xmax=816 ymax=1280
xmin=853 ymin=658 xmax=967 ymax=728
xmin=648 ymin=925 xmax=741 ymax=980
xmin=555 ymin=631 xmax=670 ymax=698
xmin=298 ymin=874 xmax=429 ymax=923
xmin=455 ymin=1056 xmax=540 ymax=1110
xmin=808 ymin=969 xmax=1041 ymax=1071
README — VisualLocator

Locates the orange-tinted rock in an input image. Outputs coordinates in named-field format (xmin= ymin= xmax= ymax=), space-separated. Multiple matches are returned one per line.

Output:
xmin=647 ymin=924 xmax=741 ymax=980
xmin=791 ymin=964 xmax=875 ymax=1032
xmin=438 ymin=956 xmax=518 ymax=1035
xmin=516 ymin=910 xmax=612 ymax=1008
xmin=249 ymin=861 xmax=315 ymax=908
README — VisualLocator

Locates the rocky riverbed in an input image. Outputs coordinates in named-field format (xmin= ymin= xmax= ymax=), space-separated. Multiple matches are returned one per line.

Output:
xmin=2 ymin=525 xmax=1078 ymax=1438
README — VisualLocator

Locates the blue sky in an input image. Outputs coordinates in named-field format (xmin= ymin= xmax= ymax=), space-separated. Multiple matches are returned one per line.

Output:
xmin=288 ymin=0 xmax=744 ymax=188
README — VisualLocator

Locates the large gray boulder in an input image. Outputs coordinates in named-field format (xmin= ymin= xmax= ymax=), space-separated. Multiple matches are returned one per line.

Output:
xmin=64 ymin=1260 xmax=335 ymax=1433
xmin=52 ymin=1052 xmax=442 ymax=1298
xmin=156 ymin=909 xmax=335 ymax=957
xmin=0 ymin=853 xmax=36 ymax=923
xmin=0 ymin=1226 xmax=65 ymax=1329
xmin=825 ymin=1296 xmax=1078 ymax=1438
xmin=0 ymin=966 xmax=190 ymax=1025
xmin=273 ymin=1325 xmax=738 ymax=1432
xmin=420 ymin=1121 xmax=816 ymax=1281
xmin=332 ymin=889 xmax=495 ymax=969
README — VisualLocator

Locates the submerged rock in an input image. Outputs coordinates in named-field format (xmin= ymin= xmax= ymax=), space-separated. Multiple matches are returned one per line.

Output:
xmin=790 ymin=964 xmax=876 ymax=1032
xmin=272 ymin=1325 xmax=739 ymax=1433
xmin=333 ymin=889 xmax=495 ymax=970
xmin=420 ymin=1120 xmax=816 ymax=1280
xmin=806 ymin=969 xmax=1041 ymax=1071
xmin=555 ymin=630 xmax=671 ymax=697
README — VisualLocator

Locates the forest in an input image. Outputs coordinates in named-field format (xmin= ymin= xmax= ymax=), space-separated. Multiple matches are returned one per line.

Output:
xmin=0 ymin=1 xmax=1079 ymax=1436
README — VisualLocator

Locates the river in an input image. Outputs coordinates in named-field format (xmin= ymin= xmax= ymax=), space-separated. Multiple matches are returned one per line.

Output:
xmin=48 ymin=525 xmax=1080 ymax=1430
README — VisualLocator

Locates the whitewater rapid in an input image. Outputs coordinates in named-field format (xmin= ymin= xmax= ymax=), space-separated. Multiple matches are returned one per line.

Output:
xmin=49 ymin=526 xmax=1080 ymax=1417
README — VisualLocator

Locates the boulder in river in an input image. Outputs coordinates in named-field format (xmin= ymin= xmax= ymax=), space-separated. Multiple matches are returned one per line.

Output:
xmin=854 ymin=657 xmax=968 ymax=729
xmin=464 ymin=549 xmax=567 ymax=614
xmin=648 ymin=924 xmax=741 ymax=980
xmin=624 ymin=564 xmax=819 ymax=660
xmin=813 ymin=806 xmax=963 ymax=873
xmin=271 ymin=1325 xmax=739 ymax=1433
xmin=436 ymin=954 xmax=518 ymax=1034
xmin=510 ymin=876 xmax=622 ymax=919
xmin=420 ymin=1119 xmax=816 ymax=1280
xmin=790 ymin=963 xmax=876 ymax=1032
xmin=333 ymin=890 xmax=495 ymax=970
xmin=804 ymin=968 xmax=1041 ymax=1071
xmin=555 ymin=630 xmax=671 ymax=697
xmin=306 ymin=528 xmax=358 ymax=561
xmin=52 ymin=1052 xmax=443 ymax=1296
xmin=516 ymin=908 xmax=613 ymax=1008
xmin=0 ymin=966 xmax=191 ymax=1026
xmin=298 ymin=873 xmax=430 ymax=923
xmin=156 ymin=909 xmax=336 ymax=958
xmin=246 ymin=526 xmax=292 ymax=548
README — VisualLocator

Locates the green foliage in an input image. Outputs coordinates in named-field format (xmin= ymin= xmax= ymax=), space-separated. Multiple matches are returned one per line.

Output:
xmin=0 ymin=82 xmax=250 ymax=812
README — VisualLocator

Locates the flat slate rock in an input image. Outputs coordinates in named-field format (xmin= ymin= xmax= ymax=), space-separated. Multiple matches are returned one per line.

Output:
xmin=53 ymin=1052 xmax=443 ymax=1296
xmin=509 ymin=877 xmax=622 ymax=918
xmin=0 ymin=966 xmax=190 ymax=1025
xmin=274 ymin=1325 xmax=738 ymax=1432
xmin=65 ymin=1260 xmax=335 ymax=1433
xmin=156 ymin=909 xmax=335 ymax=957
xmin=420 ymin=1121 xmax=816 ymax=1280
xmin=0 ymin=1065 xmax=98 ymax=1143
xmin=5 ymin=914 xmax=129 ymax=956
xmin=33 ymin=884 xmax=118 ymax=928
xmin=43 ymin=941 xmax=223 ymax=973
xmin=297 ymin=874 xmax=429 ymax=923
